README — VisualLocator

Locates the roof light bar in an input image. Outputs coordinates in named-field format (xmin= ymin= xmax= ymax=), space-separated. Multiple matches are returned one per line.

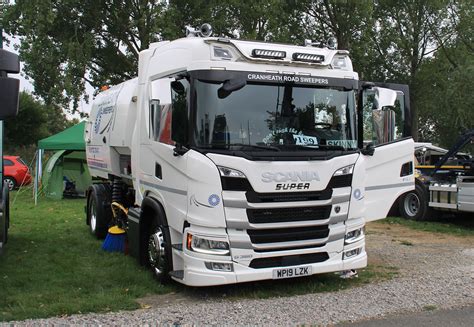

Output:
xmin=292 ymin=53 xmax=325 ymax=63
xmin=252 ymin=49 xmax=286 ymax=59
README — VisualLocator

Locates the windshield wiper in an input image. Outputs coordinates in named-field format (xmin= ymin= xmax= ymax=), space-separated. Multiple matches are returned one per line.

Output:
xmin=227 ymin=143 xmax=281 ymax=151
xmin=274 ymin=144 xmax=347 ymax=151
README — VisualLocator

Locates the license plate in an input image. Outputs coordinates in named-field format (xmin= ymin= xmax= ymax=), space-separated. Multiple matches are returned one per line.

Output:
xmin=272 ymin=266 xmax=312 ymax=279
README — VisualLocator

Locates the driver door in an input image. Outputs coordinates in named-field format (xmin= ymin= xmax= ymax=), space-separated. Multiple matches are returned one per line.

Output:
xmin=359 ymin=82 xmax=415 ymax=222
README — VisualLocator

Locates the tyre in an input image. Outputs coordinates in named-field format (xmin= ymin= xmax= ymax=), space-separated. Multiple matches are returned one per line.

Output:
xmin=143 ymin=199 xmax=173 ymax=283
xmin=87 ymin=184 xmax=112 ymax=239
xmin=4 ymin=177 xmax=16 ymax=191
xmin=399 ymin=182 xmax=434 ymax=221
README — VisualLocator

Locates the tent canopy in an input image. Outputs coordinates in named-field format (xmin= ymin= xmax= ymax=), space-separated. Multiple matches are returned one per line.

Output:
xmin=38 ymin=121 xmax=86 ymax=150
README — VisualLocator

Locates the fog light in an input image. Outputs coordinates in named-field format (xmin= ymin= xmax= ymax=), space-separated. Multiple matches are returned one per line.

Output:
xmin=345 ymin=227 xmax=363 ymax=244
xmin=205 ymin=262 xmax=234 ymax=272
xmin=343 ymin=248 xmax=361 ymax=259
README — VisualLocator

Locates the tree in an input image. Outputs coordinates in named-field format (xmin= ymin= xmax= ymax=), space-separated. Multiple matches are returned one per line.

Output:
xmin=4 ymin=0 xmax=166 ymax=111
xmin=415 ymin=0 xmax=474 ymax=147
xmin=4 ymin=92 xmax=72 ymax=149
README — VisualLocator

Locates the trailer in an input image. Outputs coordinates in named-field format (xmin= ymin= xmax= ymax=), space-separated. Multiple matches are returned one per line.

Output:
xmin=399 ymin=130 xmax=474 ymax=220
xmin=85 ymin=24 xmax=414 ymax=286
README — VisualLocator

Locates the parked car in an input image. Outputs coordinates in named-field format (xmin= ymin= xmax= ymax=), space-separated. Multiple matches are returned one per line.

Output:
xmin=3 ymin=156 xmax=32 ymax=190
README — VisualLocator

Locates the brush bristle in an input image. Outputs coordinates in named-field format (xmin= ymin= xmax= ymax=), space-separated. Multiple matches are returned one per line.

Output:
xmin=102 ymin=232 xmax=126 ymax=253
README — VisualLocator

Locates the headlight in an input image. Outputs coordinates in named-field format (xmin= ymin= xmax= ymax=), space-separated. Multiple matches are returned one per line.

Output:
xmin=217 ymin=166 xmax=246 ymax=178
xmin=186 ymin=233 xmax=230 ymax=256
xmin=333 ymin=164 xmax=354 ymax=176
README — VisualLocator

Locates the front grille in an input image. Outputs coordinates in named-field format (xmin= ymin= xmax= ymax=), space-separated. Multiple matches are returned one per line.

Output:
xmin=246 ymin=189 xmax=332 ymax=203
xmin=247 ymin=225 xmax=329 ymax=244
xmin=247 ymin=205 xmax=331 ymax=224
xmin=249 ymin=252 xmax=329 ymax=268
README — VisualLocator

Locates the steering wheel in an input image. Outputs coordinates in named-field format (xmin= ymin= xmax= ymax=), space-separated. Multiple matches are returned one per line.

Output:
xmin=315 ymin=122 xmax=332 ymax=129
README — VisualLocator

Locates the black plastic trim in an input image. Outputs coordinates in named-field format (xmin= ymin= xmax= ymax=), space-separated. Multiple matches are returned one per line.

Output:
xmin=249 ymin=252 xmax=329 ymax=269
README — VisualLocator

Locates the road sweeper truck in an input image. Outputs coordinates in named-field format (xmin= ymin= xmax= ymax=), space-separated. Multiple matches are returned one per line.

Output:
xmin=85 ymin=24 xmax=414 ymax=286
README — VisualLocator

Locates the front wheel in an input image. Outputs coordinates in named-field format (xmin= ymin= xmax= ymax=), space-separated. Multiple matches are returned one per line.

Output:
xmin=146 ymin=210 xmax=172 ymax=283
xmin=399 ymin=183 xmax=434 ymax=221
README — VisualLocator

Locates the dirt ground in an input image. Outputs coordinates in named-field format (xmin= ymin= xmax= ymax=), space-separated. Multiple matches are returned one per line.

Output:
xmin=137 ymin=221 xmax=474 ymax=308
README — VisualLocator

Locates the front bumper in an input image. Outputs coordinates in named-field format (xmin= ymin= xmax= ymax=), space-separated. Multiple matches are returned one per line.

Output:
xmin=174 ymin=238 xmax=366 ymax=287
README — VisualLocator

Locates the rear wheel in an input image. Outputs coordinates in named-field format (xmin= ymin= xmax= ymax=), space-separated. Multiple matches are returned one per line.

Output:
xmin=399 ymin=182 xmax=434 ymax=221
xmin=87 ymin=184 xmax=112 ymax=239
xmin=4 ymin=177 xmax=16 ymax=191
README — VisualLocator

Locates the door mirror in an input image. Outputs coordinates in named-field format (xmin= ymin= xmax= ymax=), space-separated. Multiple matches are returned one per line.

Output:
xmin=373 ymin=87 xmax=397 ymax=110
xmin=373 ymin=108 xmax=396 ymax=144
xmin=372 ymin=87 xmax=397 ymax=144
xmin=0 ymin=49 xmax=20 ymax=119
xmin=361 ymin=84 xmax=407 ymax=146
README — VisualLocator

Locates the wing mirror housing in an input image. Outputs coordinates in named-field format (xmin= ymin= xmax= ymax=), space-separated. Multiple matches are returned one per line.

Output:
xmin=0 ymin=49 xmax=21 ymax=119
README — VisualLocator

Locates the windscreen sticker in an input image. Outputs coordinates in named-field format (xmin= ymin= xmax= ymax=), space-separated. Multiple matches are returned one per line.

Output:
xmin=262 ymin=128 xmax=301 ymax=144
xmin=293 ymin=134 xmax=318 ymax=146
xmin=327 ymin=140 xmax=357 ymax=148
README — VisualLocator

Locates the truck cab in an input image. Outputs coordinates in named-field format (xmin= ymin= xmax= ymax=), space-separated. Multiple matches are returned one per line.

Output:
xmin=85 ymin=26 xmax=414 ymax=286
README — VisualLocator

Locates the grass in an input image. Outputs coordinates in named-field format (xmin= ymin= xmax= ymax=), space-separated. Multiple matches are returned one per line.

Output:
xmin=1 ymin=190 xmax=395 ymax=322
xmin=381 ymin=216 xmax=474 ymax=237
xmin=423 ymin=304 xmax=438 ymax=311
xmin=0 ymin=190 xmax=171 ymax=322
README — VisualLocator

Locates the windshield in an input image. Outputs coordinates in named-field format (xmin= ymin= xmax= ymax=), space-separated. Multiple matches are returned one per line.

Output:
xmin=193 ymin=80 xmax=357 ymax=151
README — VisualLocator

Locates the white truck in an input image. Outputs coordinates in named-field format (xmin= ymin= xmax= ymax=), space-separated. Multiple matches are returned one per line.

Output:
xmin=85 ymin=25 xmax=414 ymax=286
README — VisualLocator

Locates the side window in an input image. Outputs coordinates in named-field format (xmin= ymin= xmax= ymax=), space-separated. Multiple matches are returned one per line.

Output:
xmin=148 ymin=77 xmax=189 ymax=145
xmin=4 ymin=159 xmax=13 ymax=166
xmin=149 ymin=99 xmax=160 ymax=141
xmin=170 ymin=79 xmax=189 ymax=145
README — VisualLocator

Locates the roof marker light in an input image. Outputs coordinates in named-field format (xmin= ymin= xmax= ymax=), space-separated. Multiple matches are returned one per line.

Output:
xmin=251 ymin=49 xmax=286 ymax=59
xmin=292 ymin=53 xmax=325 ymax=63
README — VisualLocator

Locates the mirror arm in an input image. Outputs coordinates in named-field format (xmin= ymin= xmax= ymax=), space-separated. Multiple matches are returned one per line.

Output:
xmin=361 ymin=143 xmax=375 ymax=156
xmin=173 ymin=143 xmax=189 ymax=156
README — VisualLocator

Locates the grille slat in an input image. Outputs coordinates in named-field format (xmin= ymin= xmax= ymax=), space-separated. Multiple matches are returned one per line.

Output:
xmin=247 ymin=205 xmax=331 ymax=224
xmin=247 ymin=225 xmax=329 ymax=244
xmin=246 ymin=189 xmax=332 ymax=203
xmin=249 ymin=252 xmax=329 ymax=269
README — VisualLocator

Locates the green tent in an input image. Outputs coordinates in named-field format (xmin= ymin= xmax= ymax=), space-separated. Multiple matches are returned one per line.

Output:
xmin=38 ymin=121 xmax=86 ymax=150
xmin=42 ymin=150 xmax=92 ymax=199
xmin=35 ymin=122 xmax=92 ymax=202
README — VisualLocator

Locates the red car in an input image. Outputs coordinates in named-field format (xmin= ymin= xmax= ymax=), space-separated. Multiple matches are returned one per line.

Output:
xmin=3 ymin=156 xmax=32 ymax=190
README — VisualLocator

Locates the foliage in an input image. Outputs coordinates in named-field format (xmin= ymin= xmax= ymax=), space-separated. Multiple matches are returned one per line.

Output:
xmin=4 ymin=92 xmax=73 ymax=152
xmin=3 ymin=0 xmax=473 ymax=145
xmin=383 ymin=216 xmax=474 ymax=237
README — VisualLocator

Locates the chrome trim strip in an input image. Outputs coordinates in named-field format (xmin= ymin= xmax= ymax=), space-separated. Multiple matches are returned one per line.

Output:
xmin=226 ymin=212 xmax=348 ymax=230
xmin=365 ymin=182 xmax=412 ymax=191
xmin=139 ymin=180 xmax=187 ymax=196
xmin=252 ymin=238 xmax=329 ymax=250
xmin=222 ymin=190 xmax=350 ymax=209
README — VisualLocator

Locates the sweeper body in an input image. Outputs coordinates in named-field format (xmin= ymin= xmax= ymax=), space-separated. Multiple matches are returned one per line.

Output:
xmin=85 ymin=25 xmax=415 ymax=286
